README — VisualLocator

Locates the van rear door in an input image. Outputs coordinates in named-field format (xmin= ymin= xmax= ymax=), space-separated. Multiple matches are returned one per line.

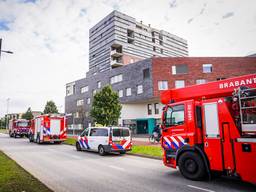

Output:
xmin=112 ymin=128 xmax=131 ymax=150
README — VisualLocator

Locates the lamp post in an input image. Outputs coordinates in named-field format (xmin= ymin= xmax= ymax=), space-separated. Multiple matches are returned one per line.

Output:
xmin=0 ymin=38 xmax=13 ymax=60
xmin=6 ymin=98 xmax=10 ymax=131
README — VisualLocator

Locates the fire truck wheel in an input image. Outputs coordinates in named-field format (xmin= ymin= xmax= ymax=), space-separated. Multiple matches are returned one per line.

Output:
xmin=98 ymin=145 xmax=106 ymax=156
xmin=14 ymin=133 xmax=17 ymax=138
xmin=9 ymin=132 xmax=13 ymax=138
xmin=76 ymin=142 xmax=81 ymax=151
xmin=178 ymin=151 xmax=206 ymax=181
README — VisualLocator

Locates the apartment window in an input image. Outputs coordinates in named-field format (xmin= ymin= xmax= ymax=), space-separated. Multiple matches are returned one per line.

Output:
xmin=110 ymin=74 xmax=123 ymax=84
xmin=196 ymin=79 xmax=207 ymax=84
xmin=66 ymin=84 xmax=75 ymax=96
xmin=76 ymin=99 xmax=84 ymax=106
xmin=126 ymin=88 xmax=132 ymax=96
xmin=148 ymin=104 xmax=152 ymax=115
xmin=217 ymin=77 xmax=226 ymax=81
xmin=118 ymin=90 xmax=123 ymax=98
xmin=175 ymin=80 xmax=185 ymax=88
xmin=160 ymin=48 xmax=163 ymax=54
xmin=97 ymin=81 xmax=101 ymax=89
xmin=87 ymin=98 xmax=91 ymax=104
xmin=152 ymin=38 xmax=155 ymax=43
xmin=154 ymin=103 xmax=160 ymax=114
xmin=143 ymin=68 xmax=150 ymax=79
xmin=158 ymin=81 xmax=168 ymax=90
xmin=128 ymin=38 xmax=134 ymax=44
xmin=172 ymin=64 xmax=188 ymax=75
xmin=137 ymin=85 xmax=143 ymax=94
xmin=81 ymin=86 xmax=88 ymax=93
xmin=203 ymin=64 xmax=212 ymax=73
xmin=153 ymin=46 xmax=156 ymax=52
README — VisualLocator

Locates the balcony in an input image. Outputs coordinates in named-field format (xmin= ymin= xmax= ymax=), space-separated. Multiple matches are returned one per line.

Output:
xmin=110 ymin=49 xmax=123 ymax=57
xmin=111 ymin=59 xmax=123 ymax=68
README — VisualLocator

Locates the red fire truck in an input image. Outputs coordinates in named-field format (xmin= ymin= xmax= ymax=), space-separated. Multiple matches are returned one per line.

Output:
xmin=160 ymin=74 xmax=256 ymax=184
xmin=9 ymin=119 xmax=30 ymax=138
xmin=29 ymin=114 xmax=67 ymax=144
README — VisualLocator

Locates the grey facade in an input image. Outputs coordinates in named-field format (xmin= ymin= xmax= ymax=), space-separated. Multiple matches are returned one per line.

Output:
xmin=89 ymin=10 xmax=188 ymax=73
xmin=65 ymin=59 xmax=154 ymax=128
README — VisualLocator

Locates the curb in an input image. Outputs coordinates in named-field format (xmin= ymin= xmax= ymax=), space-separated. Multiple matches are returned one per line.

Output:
xmin=63 ymin=143 xmax=162 ymax=160
xmin=127 ymin=152 xmax=162 ymax=160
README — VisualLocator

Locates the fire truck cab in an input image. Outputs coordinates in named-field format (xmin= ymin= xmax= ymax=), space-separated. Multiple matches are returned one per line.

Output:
xmin=29 ymin=114 xmax=67 ymax=144
xmin=161 ymin=74 xmax=256 ymax=184
xmin=9 ymin=119 xmax=30 ymax=138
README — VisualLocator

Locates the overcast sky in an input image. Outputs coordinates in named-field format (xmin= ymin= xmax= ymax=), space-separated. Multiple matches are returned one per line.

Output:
xmin=0 ymin=0 xmax=256 ymax=117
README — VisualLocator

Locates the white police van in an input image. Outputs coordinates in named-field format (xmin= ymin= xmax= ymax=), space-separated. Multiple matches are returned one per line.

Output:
xmin=76 ymin=126 xmax=132 ymax=155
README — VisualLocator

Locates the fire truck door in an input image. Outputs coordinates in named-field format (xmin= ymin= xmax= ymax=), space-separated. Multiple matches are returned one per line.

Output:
xmin=203 ymin=102 xmax=223 ymax=171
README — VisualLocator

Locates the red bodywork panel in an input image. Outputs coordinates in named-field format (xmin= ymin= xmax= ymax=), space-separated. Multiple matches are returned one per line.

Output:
xmin=161 ymin=74 xmax=256 ymax=104
xmin=161 ymin=74 xmax=256 ymax=184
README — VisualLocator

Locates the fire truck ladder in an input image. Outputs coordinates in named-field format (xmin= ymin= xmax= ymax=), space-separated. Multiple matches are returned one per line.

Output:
xmin=238 ymin=87 xmax=256 ymax=134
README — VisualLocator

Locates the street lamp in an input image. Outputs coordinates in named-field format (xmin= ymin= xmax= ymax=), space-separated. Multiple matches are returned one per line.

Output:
xmin=6 ymin=98 xmax=10 ymax=131
xmin=0 ymin=38 xmax=14 ymax=60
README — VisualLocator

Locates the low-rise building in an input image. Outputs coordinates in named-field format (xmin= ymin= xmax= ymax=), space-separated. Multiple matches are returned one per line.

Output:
xmin=65 ymin=57 xmax=256 ymax=134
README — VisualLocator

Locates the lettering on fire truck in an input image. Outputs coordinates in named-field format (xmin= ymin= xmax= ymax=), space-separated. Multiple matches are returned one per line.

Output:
xmin=219 ymin=77 xmax=256 ymax=89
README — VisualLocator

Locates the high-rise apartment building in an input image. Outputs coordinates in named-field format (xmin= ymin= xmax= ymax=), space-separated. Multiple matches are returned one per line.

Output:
xmin=89 ymin=11 xmax=188 ymax=73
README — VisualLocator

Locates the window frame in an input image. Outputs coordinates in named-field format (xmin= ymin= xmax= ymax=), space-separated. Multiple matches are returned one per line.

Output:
xmin=164 ymin=104 xmax=185 ymax=128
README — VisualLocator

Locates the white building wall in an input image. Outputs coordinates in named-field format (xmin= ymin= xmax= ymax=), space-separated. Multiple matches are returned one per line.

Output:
xmin=118 ymin=102 xmax=164 ymax=125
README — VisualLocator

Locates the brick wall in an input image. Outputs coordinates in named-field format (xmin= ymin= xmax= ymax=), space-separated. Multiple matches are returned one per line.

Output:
xmin=152 ymin=57 xmax=256 ymax=97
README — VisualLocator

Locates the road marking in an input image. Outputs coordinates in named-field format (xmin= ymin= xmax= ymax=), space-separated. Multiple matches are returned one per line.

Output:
xmin=187 ymin=185 xmax=215 ymax=192
xmin=108 ymin=165 xmax=125 ymax=171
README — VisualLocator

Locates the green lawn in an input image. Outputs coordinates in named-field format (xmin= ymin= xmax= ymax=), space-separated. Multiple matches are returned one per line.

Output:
xmin=0 ymin=129 xmax=7 ymax=134
xmin=63 ymin=137 xmax=77 ymax=145
xmin=129 ymin=145 xmax=163 ymax=158
xmin=64 ymin=137 xmax=162 ymax=158
xmin=0 ymin=151 xmax=52 ymax=192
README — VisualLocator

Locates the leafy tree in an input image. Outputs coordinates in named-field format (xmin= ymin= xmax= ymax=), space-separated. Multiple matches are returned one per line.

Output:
xmin=22 ymin=107 xmax=34 ymax=120
xmin=43 ymin=101 xmax=59 ymax=114
xmin=90 ymin=85 xmax=122 ymax=126
xmin=0 ymin=117 xmax=6 ymax=129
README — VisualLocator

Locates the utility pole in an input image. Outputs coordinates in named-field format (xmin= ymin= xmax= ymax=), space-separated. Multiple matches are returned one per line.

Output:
xmin=6 ymin=98 xmax=10 ymax=130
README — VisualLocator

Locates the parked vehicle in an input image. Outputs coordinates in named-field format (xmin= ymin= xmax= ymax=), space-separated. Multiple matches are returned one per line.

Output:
xmin=9 ymin=119 xmax=30 ymax=138
xmin=160 ymin=74 xmax=256 ymax=184
xmin=29 ymin=114 xmax=67 ymax=144
xmin=76 ymin=126 xmax=132 ymax=155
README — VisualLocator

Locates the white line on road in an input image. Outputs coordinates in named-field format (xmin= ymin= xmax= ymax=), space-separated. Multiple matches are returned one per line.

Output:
xmin=108 ymin=165 xmax=125 ymax=171
xmin=187 ymin=185 xmax=215 ymax=192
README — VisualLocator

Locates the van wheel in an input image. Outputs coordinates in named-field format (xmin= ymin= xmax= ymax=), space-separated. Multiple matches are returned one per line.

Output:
xmin=76 ymin=142 xmax=81 ymax=151
xmin=120 ymin=151 xmax=126 ymax=155
xmin=178 ymin=151 xmax=206 ymax=181
xmin=98 ymin=145 xmax=106 ymax=156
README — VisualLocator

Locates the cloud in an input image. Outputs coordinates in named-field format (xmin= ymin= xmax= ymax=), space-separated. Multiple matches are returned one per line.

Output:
xmin=0 ymin=0 xmax=256 ymax=117
xmin=222 ymin=12 xmax=234 ymax=19
xmin=187 ymin=18 xmax=194 ymax=24
xmin=169 ymin=0 xmax=177 ymax=8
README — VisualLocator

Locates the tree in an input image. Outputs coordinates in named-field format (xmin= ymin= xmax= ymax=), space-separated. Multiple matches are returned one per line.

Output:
xmin=90 ymin=85 xmax=122 ymax=126
xmin=22 ymin=107 xmax=34 ymax=120
xmin=43 ymin=101 xmax=59 ymax=114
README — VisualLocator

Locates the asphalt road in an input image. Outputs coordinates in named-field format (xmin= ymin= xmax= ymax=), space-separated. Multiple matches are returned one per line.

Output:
xmin=0 ymin=133 xmax=255 ymax=192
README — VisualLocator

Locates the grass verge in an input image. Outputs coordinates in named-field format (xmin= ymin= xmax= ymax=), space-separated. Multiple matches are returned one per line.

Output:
xmin=0 ymin=151 xmax=52 ymax=192
xmin=128 ymin=145 xmax=162 ymax=158
xmin=0 ymin=129 xmax=7 ymax=134
xmin=63 ymin=137 xmax=162 ymax=158
xmin=63 ymin=137 xmax=76 ymax=145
